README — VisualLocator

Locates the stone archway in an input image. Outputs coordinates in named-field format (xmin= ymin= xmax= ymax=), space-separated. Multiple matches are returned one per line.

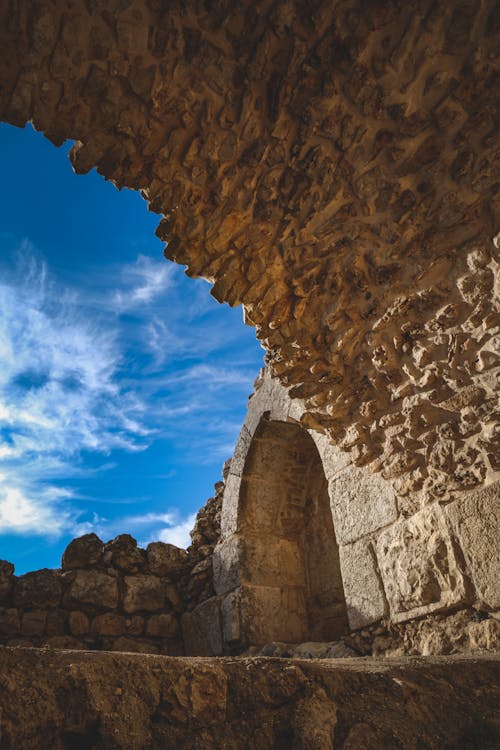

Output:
xmin=237 ymin=417 xmax=348 ymax=645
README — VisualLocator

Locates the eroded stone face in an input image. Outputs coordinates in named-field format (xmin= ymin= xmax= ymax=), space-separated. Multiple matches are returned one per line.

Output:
xmin=444 ymin=484 xmax=500 ymax=609
xmin=0 ymin=1 xmax=497 ymax=494
xmin=376 ymin=504 xmax=469 ymax=622
xmin=338 ymin=538 xmax=387 ymax=630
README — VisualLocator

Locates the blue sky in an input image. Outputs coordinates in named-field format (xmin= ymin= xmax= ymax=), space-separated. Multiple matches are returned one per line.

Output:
xmin=0 ymin=123 xmax=263 ymax=574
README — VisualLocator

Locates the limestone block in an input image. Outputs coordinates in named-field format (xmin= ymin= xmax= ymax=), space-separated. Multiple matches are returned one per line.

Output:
xmin=221 ymin=591 xmax=240 ymax=644
xmin=21 ymin=610 xmax=46 ymax=637
xmin=268 ymin=379 xmax=292 ymax=422
xmin=444 ymin=483 xmax=500 ymax=609
xmin=69 ymin=610 xmax=90 ymax=637
xmin=376 ymin=505 xmax=469 ymax=623
xmin=146 ymin=614 xmax=179 ymax=638
xmin=146 ymin=542 xmax=187 ymax=578
xmin=311 ymin=433 xmax=352 ymax=480
xmin=243 ymin=536 xmax=306 ymax=588
xmin=62 ymin=533 xmax=103 ymax=570
xmin=123 ymin=575 xmax=165 ymax=613
xmin=104 ymin=534 xmax=145 ymax=573
xmin=46 ymin=610 xmax=67 ymax=637
xmin=220 ymin=473 xmax=241 ymax=537
xmin=288 ymin=396 xmax=306 ymax=423
xmin=238 ymin=584 xmax=309 ymax=646
xmin=182 ymin=597 xmax=223 ymax=656
xmin=213 ymin=535 xmax=241 ymax=595
xmin=91 ymin=613 xmax=125 ymax=636
xmin=467 ymin=619 xmax=500 ymax=651
xmin=228 ymin=425 xmax=252 ymax=477
xmin=329 ymin=466 xmax=398 ymax=544
xmin=14 ymin=569 xmax=62 ymax=609
xmin=243 ymin=380 xmax=273 ymax=437
xmin=339 ymin=539 xmax=386 ymax=629
xmin=66 ymin=570 xmax=118 ymax=610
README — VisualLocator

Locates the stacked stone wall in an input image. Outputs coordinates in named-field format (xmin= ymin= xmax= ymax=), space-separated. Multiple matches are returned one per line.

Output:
xmin=0 ymin=479 xmax=223 ymax=655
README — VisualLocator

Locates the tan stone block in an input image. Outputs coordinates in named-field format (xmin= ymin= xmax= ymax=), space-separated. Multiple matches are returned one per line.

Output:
xmin=376 ymin=504 xmax=469 ymax=623
xmin=221 ymin=591 xmax=240 ymax=645
xmin=268 ymin=379 xmax=292 ymax=422
xmin=220 ymin=473 xmax=241 ymax=537
xmin=227 ymin=425 xmax=252 ymax=477
xmin=0 ymin=608 xmax=20 ymax=635
xmin=339 ymin=539 xmax=387 ymax=629
xmin=69 ymin=610 xmax=89 ymax=636
xmin=146 ymin=613 xmax=179 ymax=638
xmin=146 ymin=542 xmax=187 ymax=578
xmin=238 ymin=584 xmax=309 ymax=646
xmin=66 ymin=570 xmax=118 ymax=609
xmin=182 ymin=597 xmax=223 ymax=656
xmin=21 ymin=610 xmax=47 ymax=637
xmin=91 ymin=613 xmax=125 ymax=636
xmin=444 ymin=483 xmax=500 ymax=609
xmin=14 ymin=569 xmax=62 ymax=609
xmin=311 ymin=433 xmax=352 ymax=479
xmin=46 ymin=610 xmax=67 ymax=637
xmin=213 ymin=535 xmax=241 ymax=595
xmin=329 ymin=466 xmax=397 ymax=544
xmin=125 ymin=615 xmax=144 ymax=636
xmin=467 ymin=618 xmax=500 ymax=651
xmin=244 ymin=535 xmax=305 ymax=588
xmin=122 ymin=575 xmax=165 ymax=613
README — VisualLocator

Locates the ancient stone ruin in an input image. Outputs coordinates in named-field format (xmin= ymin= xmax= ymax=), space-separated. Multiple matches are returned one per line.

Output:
xmin=0 ymin=0 xmax=499 ymax=746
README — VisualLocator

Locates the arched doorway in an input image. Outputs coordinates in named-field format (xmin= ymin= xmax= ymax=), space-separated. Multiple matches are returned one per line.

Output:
xmin=234 ymin=417 xmax=348 ymax=645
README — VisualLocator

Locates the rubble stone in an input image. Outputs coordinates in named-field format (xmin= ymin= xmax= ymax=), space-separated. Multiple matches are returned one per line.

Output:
xmin=62 ymin=534 xmax=104 ymax=570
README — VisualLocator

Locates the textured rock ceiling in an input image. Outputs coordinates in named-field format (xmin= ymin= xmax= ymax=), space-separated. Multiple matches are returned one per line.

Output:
xmin=0 ymin=0 xmax=498 ymax=497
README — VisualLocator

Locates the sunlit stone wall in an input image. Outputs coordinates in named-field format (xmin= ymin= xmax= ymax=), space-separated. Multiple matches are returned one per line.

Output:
xmin=0 ymin=0 xmax=498 ymax=499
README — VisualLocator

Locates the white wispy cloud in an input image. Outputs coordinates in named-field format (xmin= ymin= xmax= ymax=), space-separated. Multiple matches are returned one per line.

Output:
xmin=112 ymin=253 xmax=175 ymax=310
xmin=0 ymin=247 xmax=152 ymax=536
xmin=0 ymin=242 xmax=262 ymax=545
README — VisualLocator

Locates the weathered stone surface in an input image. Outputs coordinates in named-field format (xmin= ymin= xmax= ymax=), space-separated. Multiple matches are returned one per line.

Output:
xmin=62 ymin=533 xmax=103 ymax=570
xmin=91 ymin=613 xmax=125 ymax=637
xmin=66 ymin=571 xmax=118 ymax=610
xmin=104 ymin=534 xmax=144 ymax=573
xmin=146 ymin=613 xmax=179 ymax=639
xmin=445 ymin=483 xmax=500 ymax=609
xmin=376 ymin=504 xmax=469 ymax=622
xmin=21 ymin=610 xmax=47 ymax=637
xmin=146 ymin=542 xmax=187 ymax=578
xmin=0 ymin=648 xmax=498 ymax=750
xmin=339 ymin=539 xmax=387 ymax=630
xmin=14 ymin=569 xmax=62 ymax=609
xmin=238 ymin=584 xmax=309 ymax=647
xmin=0 ymin=560 xmax=14 ymax=602
xmin=68 ymin=610 xmax=89 ymax=637
xmin=182 ymin=597 xmax=223 ymax=657
xmin=0 ymin=609 xmax=20 ymax=636
xmin=329 ymin=465 xmax=398 ymax=544
xmin=1 ymin=0 xmax=498 ymax=497
xmin=122 ymin=575 xmax=165 ymax=613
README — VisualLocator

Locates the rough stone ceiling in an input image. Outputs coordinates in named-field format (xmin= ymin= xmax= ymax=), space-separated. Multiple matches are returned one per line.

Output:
xmin=0 ymin=0 xmax=498 ymax=498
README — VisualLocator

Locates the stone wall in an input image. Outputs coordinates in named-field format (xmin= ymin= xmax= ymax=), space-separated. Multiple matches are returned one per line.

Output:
xmin=0 ymin=534 xmax=186 ymax=654
xmin=0 ymin=0 xmax=498 ymax=500
xmin=0 ymin=479 xmax=223 ymax=655
xmin=1 ymin=372 xmax=498 ymax=658
xmin=186 ymin=370 xmax=499 ymax=655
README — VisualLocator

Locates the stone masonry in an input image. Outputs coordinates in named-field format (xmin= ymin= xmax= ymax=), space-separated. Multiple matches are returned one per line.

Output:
xmin=0 ymin=0 xmax=498 ymax=502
